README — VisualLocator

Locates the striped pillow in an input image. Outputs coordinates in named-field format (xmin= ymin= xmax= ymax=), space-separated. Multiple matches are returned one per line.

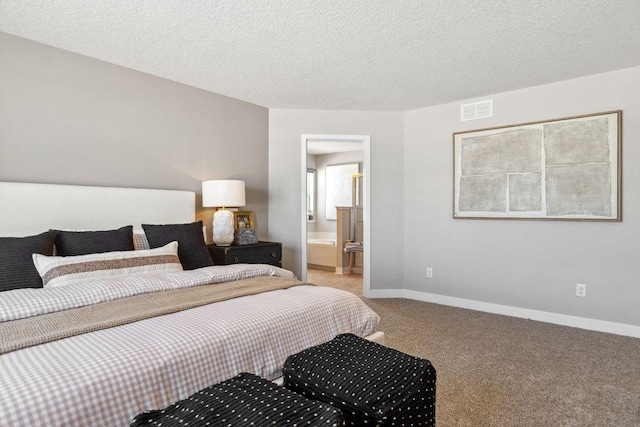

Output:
xmin=33 ymin=242 xmax=182 ymax=288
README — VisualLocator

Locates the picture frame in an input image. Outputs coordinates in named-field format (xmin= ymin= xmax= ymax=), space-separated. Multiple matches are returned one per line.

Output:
xmin=233 ymin=211 xmax=254 ymax=229
xmin=453 ymin=111 xmax=621 ymax=221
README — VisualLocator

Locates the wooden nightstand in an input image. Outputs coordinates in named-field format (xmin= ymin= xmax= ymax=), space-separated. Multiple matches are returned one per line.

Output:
xmin=207 ymin=241 xmax=282 ymax=267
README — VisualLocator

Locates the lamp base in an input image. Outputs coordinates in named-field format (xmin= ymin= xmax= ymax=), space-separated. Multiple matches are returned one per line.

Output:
xmin=213 ymin=209 xmax=234 ymax=246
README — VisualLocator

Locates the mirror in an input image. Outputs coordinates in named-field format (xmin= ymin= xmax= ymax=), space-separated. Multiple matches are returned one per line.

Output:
xmin=325 ymin=163 xmax=359 ymax=220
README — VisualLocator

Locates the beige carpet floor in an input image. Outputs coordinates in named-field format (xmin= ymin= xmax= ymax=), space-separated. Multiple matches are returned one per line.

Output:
xmin=364 ymin=298 xmax=640 ymax=427
xmin=305 ymin=270 xmax=640 ymax=426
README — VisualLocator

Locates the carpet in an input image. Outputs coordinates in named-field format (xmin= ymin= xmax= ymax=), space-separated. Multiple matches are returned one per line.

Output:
xmin=363 ymin=298 xmax=640 ymax=426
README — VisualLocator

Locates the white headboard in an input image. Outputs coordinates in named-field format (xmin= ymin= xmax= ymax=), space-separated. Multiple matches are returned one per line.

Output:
xmin=0 ymin=182 xmax=196 ymax=237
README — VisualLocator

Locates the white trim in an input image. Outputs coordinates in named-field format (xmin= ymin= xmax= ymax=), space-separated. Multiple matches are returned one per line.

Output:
xmin=300 ymin=138 xmax=308 ymax=282
xmin=368 ymin=289 xmax=405 ymax=299
xmin=301 ymin=134 xmax=371 ymax=297
xmin=363 ymin=137 xmax=371 ymax=298
xmin=367 ymin=288 xmax=640 ymax=339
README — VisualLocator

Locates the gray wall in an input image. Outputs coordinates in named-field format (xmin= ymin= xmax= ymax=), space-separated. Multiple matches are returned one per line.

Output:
xmin=268 ymin=109 xmax=404 ymax=288
xmin=404 ymin=66 xmax=640 ymax=326
xmin=0 ymin=33 xmax=269 ymax=241
xmin=4 ymin=31 xmax=637 ymax=327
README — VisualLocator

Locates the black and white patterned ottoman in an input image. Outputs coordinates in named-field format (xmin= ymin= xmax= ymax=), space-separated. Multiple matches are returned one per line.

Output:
xmin=283 ymin=334 xmax=436 ymax=426
xmin=130 ymin=372 xmax=345 ymax=426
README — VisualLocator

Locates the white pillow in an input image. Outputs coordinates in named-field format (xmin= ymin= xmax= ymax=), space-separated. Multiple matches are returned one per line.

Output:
xmin=33 ymin=242 xmax=182 ymax=288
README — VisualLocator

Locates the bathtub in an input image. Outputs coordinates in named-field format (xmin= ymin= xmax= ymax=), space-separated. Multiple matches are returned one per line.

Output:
xmin=307 ymin=232 xmax=338 ymax=270
xmin=307 ymin=238 xmax=337 ymax=245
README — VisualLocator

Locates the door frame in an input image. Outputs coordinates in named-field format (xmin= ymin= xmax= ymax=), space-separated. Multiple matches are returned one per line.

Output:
xmin=300 ymin=134 xmax=371 ymax=297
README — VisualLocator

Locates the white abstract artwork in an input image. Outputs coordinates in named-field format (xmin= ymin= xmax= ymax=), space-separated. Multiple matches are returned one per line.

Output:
xmin=453 ymin=111 xmax=621 ymax=221
xmin=325 ymin=163 xmax=359 ymax=220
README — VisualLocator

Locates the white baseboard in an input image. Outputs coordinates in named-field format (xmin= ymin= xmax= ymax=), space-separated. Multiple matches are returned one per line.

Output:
xmin=367 ymin=289 xmax=405 ymax=299
xmin=367 ymin=289 xmax=640 ymax=339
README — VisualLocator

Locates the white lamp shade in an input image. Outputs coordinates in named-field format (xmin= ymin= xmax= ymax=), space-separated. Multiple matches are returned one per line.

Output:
xmin=202 ymin=180 xmax=246 ymax=208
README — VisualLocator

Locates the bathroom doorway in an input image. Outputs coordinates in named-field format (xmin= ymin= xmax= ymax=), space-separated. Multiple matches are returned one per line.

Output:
xmin=300 ymin=134 xmax=371 ymax=297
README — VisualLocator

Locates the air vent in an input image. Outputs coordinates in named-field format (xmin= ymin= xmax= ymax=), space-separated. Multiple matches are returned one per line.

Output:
xmin=461 ymin=99 xmax=493 ymax=121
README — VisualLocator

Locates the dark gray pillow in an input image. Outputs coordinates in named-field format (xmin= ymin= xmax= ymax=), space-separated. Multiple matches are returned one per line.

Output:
xmin=142 ymin=221 xmax=213 ymax=270
xmin=53 ymin=226 xmax=134 ymax=256
xmin=0 ymin=231 xmax=56 ymax=291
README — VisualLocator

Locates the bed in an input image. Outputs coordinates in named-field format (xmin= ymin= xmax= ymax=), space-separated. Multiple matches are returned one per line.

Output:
xmin=0 ymin=182 xmax=382 ymax=426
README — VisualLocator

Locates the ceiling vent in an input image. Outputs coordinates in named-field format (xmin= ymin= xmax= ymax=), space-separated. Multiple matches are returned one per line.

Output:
xmin=461 ymin=99 xmax=493 ymax=121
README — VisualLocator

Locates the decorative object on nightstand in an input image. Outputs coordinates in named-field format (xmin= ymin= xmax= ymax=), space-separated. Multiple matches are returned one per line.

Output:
xmin=202 ymin=180 xmax=245 ymax=247
xmin=235 ymin=228 xmax=258 ymax=245
xmin=207 ymin=241 xmax=282 ymax=267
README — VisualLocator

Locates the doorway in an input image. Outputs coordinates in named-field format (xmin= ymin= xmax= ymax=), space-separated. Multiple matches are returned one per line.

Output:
xmin=300 ymin=134 xmax=371 ymax=297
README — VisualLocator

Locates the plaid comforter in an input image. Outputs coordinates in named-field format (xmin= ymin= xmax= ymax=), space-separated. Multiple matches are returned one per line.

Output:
xmin=0 ymin=265 xmax=379 ymax=426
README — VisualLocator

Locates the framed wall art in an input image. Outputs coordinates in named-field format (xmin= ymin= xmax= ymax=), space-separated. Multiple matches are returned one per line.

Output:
xmin=453 ymin=111 xmax=621 ymax=221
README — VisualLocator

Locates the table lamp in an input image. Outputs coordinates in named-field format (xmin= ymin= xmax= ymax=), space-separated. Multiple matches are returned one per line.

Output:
xmin=202 ymin=180 xmax=245 ymax=246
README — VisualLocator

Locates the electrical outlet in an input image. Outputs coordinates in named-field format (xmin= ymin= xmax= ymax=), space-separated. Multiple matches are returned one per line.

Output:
xmin=576 ymin=284 xmax=586 ymax=297
xmin=426 ymin=267 xmax=433 ymax=278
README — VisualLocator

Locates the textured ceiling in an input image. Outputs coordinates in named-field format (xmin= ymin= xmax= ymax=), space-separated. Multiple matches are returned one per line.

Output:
xmin=1 ymin=1 xmax=639 ymax=111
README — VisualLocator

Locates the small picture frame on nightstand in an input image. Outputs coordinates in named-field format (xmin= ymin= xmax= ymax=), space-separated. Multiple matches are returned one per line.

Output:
xmin=233 ymin=211 xmax=254 ymax=229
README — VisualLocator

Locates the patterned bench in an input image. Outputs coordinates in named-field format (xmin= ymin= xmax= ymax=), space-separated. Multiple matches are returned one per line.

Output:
xmin=130 ymin=372 xmax=345 ymax=426
xmin=283 ymin=333 xmax=436 ymax=426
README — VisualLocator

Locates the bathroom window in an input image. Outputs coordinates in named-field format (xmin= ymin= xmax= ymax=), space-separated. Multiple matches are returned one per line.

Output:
xmin=307 ymin=169 xmax=316 ymax=222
